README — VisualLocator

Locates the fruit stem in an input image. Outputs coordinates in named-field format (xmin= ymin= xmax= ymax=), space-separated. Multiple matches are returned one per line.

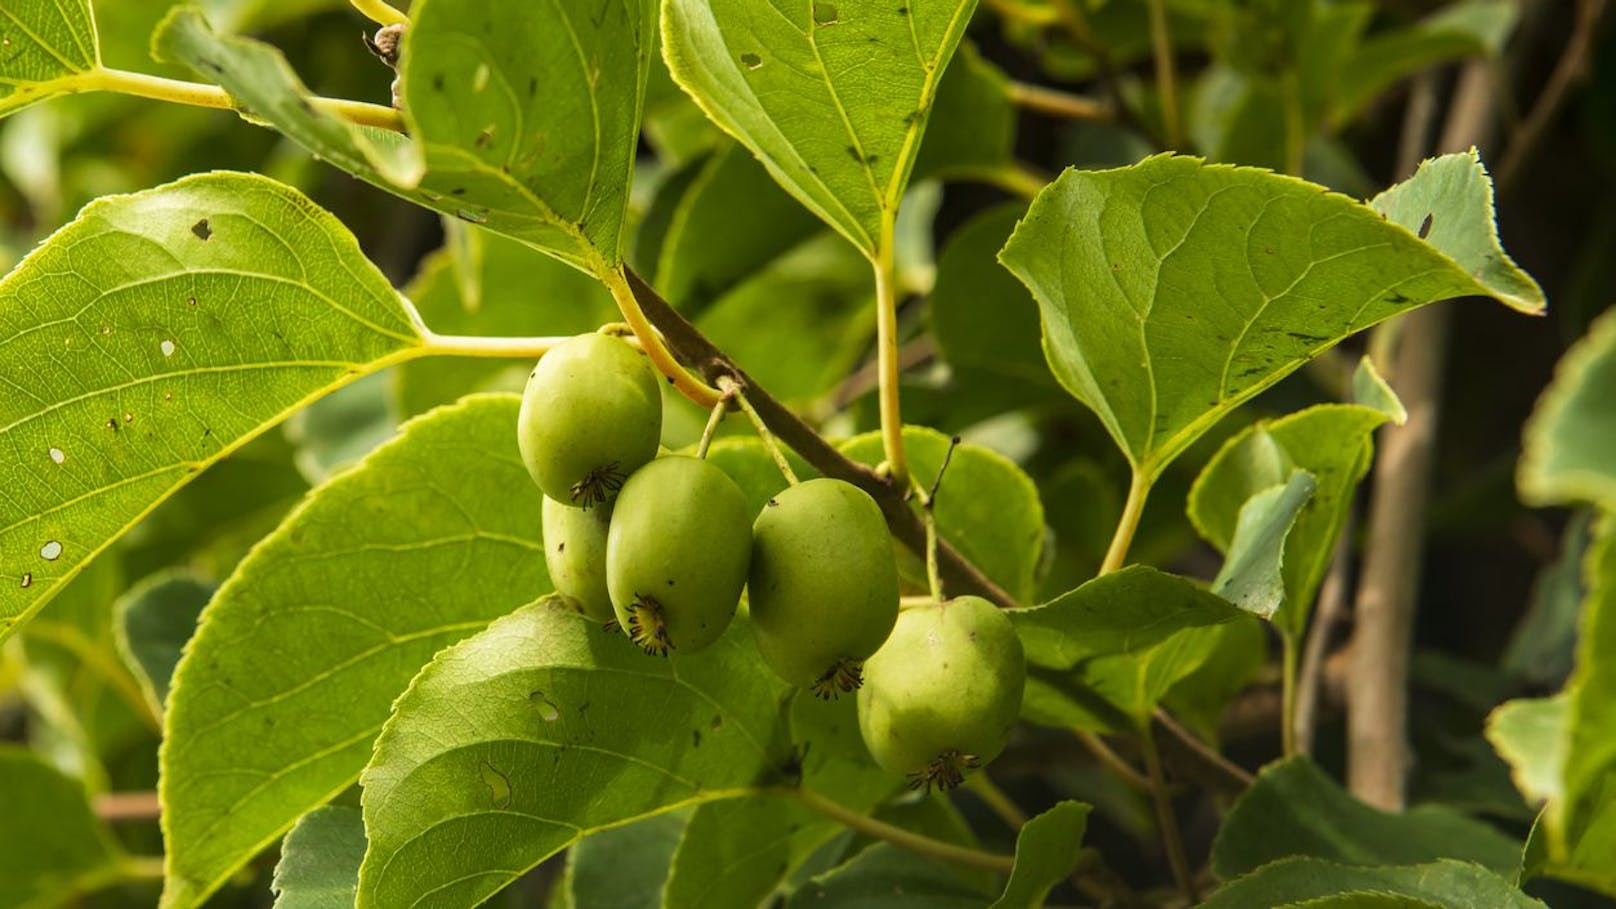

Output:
xmin=351 ymin=0 xmax=409 ymax=26
xmin=915 ymin=436 xmax=961 ymax=602
xmin=873 ymin=237 xmax=910 ymax=487
xmin=1139 ymin=724 xmax=1198 ymax=902
xmin=1099 ymin=469 xmax=1150 ymax=575
xmin=695 ymin=390 xmax=734 ymax=459
xmin=80 ymin=68 xmax=406 ymax=133
xmin=965 ymin=774 xmax=1028 ymax=830
xmin=597 ymin=263 xmax=724 ymax=408
xmin=719 ymin=377 xmax=800 ymax=485
xmin=786 ymin=787 xmax=1016 ymax=874
xmin=419 ymin=332 xmax=573 ymax=359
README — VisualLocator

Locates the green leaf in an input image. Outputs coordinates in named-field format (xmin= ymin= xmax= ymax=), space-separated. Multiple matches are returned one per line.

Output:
xmin=1333 ymin=1 xmax=1517 ymax=127
xmin=160 ymin=394 xmax=547 ymax=909
xmin=1520 ymin=305 xmax=1616 ymax=510
xmin=786 ymin=843 xmax=989 ymax=908
xmin=1010 ymin=566 xmax=1253 ymax=728
xmin=1162 ymin=618 xmax=1269 ymax=743
xmin=0 ymin=746 xmax=123 ymax=909
xmin=564 ymin=813 xmax=688 ymax=909
xmin=1210 ymin=469 xmax=1317 ymax=622
xmin=355 ymin=601 xmax=794 ymax=909
xmin=1503 ymin=511 xmax=1592 ymax=688
xmin=270 ymin=806 xmax=367 ymax=909
xmin=1201 ymin=858 xmax=1545 ymax=909
xmin=1486 ymin=694 xmax=1568 ymax=808
xmin=702 ymin=437 xmax=816 ymax=518
xmin=156 ymin=0 xmax=657 ymax=266
xmin=661 ymin=0 xmax=980 ymax=256
xmin=1211 ymin=757 xmax=1523 ymax=880
xmin=663 ymin=693 xmax=894 ymax=908
xmin=1351 ymin=356 xmax=1408 ymax=425
xmin=0 ymin=172 xmax=422 ymax=643
xmin=653 ymin=142 xmax=824 ymax=310
xmin=113 ymin=570 xmax=213 ymax=711
xmin=1189 ymin=404 xmax=1393 ymax=637
xmin=929 ymin=203 xmax=1065 ymax=402
xmin=283 ymin=371 xmax=398 ymax=483
xmin=911 ymin=42 xmax=1016 ymax=183
xmin=989 ymin=801 xmax=1091 ymax=909
xmin=0 ymin=0 xmax=98 ymax=119
xmin=998 ymin=151 xmax=1543 ymax=479
xmin=841 ymin=426 xmax=1044 ymax=602
xmin=395 ymin=235 xmax=617 ymax=417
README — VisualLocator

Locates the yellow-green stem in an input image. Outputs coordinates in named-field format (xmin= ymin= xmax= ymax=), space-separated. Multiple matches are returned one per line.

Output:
xmin=873 ymin=241 xmax=909 ymax=486
xmin=1282 ymin=69 xmax=1307 ymax=176
xmin=420 ymin=332 xmax=570 ymax=359
xmin=719 ymin=378 xmax=800 ymax=485
xmin=982 ymin=0 xmax=1061 ymax=25
xmin=788 ymin=788 xmax=1016 ymax=873
xmin=350 ymin=0 xmax=409 ymax=26
xmin=966 ymin=774 xmax=1029 ymax=830
xmin=1100 ymin=470 xmax=1150 ymax=575
xmin=696 ymin=393 xmax=731 ymax=459
xmin=82 ymin=68 xmax=405 ymax=132
xmin=1140 ymin=725 xmax=1198 ymax=902
xmin=924 ymin=510 xmax=944 ymax=602
xmin=1145 ymin=0 xmax=1182 ymax=149
xmin=1007 ymin=81 xmax=1111 ymax=122
xmin=1281 ymin=632 xmax=1300 ymax=757
xmin=598 ymin=264 xmax=723 ymax=407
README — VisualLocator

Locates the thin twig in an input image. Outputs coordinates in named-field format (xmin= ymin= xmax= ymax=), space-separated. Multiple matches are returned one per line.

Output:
xmin=965 ymin=774 xmax=1030 ymax=830
xmin=1145 ymin=0 xmax=1183 ymax=148
xmin=95 ymin=791 xmax=162 ymax=823
xmin=1294 ymin=514 xmax=1355 ymax=755
xmin=825 ymin=336 xmax=936 ymax=413
xmin=1497 ymin=0 xmax=1609 ymax=192
xmin=625 ymin=268 xmax=1019 ymax=607
xmin=1074 ymin=730 xmax=1152 ymax=791
xmin=1006 ymin=81 xmax=1112 ymax=122
xmin=789 ymin=788 xmax=1015 ymax=873
xmin=1140 ymin=726 xmax=1198 ymax=903
xmin=1155 ymin=708 xmax=1255 ymax=791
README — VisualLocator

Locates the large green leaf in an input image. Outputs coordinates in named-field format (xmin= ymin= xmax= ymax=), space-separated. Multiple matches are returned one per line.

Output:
xmin=0 ymin=172 xmax=423 ymax=643
xmin=1520 ymin=305 xmax=1616 ymax=510
xmin=661 ymin=0 xmax=980 ymax=256
xmin=841 ymin=426 xmax=1044 ymax=602
xmin=0 ymin=0 xmax=98 ymax=119
xmin=663 ymin=694 xmax=894 ymax=908
xmin=1211 ymin=757 xmax=1523 ymax=880
xmin=652 ymin=142 xmax=823 ymax=309
xmin=160 ymin=395 xmax=548 ymax=909
xmin=355 ymin=601 xmax=795 ymax=909
xmin=270 ymin=806 xmax=367 ymax=909
xmin=1202 ymin=858 xmax=1544 ymax=909
xmin=999 ymin=151 xmax=1543 ymax=478
xmin=989 ymin=801 xmax=1090 ymax=909
xmin=155 ymin=0 xmax=657 ymax=266
xmin=0 ymin=746 xmax=125 ymax=909
xmin=1010 ymin=566 xmax=1252 ymax=728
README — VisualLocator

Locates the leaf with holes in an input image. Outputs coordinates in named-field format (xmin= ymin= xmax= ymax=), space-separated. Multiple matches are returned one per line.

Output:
xmin=0 ymin=172 xmax=423 ymax=644
xmin=662 ymin=0 xmax=980 ymax=257
xmin=0 ymin=0 xmax=98 ymax=119
xmin=160 ymin=395 xmax=548 ymax=909
xmin=355 ymin=600 xmax=795 ymax=909
xmin=999 ymin=150 xmax=1542 ymax=479
xmin=155 ymin=0 xmax=656 ymax=266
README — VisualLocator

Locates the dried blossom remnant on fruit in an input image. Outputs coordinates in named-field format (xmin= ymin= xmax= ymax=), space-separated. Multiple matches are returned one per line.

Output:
xmin=570 ymin=462 xmax=626 ymax=509
xmin=626 ymin=594 xmax=673 ymax=656
xmin=363 ymin=24 xmax=406 ymax=107
xmin=907 ymin=750 xmax=980 ymax=793
xmin=812 ymin=657 xmax=864 ymax=700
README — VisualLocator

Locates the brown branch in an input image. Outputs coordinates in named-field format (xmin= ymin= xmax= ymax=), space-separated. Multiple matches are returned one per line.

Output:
xmin=625 ymin=268 xmax=1019 ymax=608
xmin=1347 ymin=62 xmax=1495 ymax=810
xmin=1006 ymin=81 xmax=1113 ymax=122
xmin=95 ymin=791 xmax=161 ymax=823
xmin=1295 ymin=512 xmax=1356 ymax=754
xmin=1154 ymin=708 xmax=1255 ymax=792
xmin=1497 ymin=0 xmax=1609 ymax=192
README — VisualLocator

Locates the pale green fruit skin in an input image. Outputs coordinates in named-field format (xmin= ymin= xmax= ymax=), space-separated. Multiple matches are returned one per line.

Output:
xmin=857 ymin=596 xmax=1025 ymax=777
xmin=748 ymin=479 xmax=899 ymax=689
xmin=518 ymin=333 xmax=662 ymax=507
xmin=542 ymin=495 xmax=614 ymax=623
xmin=606 ymin=456 xmax=752 ymax=653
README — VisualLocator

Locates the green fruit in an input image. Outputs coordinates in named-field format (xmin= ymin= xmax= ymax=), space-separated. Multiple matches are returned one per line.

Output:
xmin=748 ymin=478 xmax=898 ymax=698
xmin=606 ymin=456 xmax=752 ymax=655
xmin=542 ymin=495 xmax=615 ymax=624
xmin=857 ymin=596 xmax=1025 ymax=791
xmin=518 ymin=333 xmax=662 ymax=508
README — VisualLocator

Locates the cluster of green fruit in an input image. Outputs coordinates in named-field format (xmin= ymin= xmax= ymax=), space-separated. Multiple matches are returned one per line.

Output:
xmin=517 ymin=333 xmax=1025 ymax=791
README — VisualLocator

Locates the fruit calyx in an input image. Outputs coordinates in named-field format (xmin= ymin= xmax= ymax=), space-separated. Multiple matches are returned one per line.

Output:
xmin=907 ymin=749 xmax=981 ymax=793
xmin=811 ymin=657 xmax=864 ymax=700
xmin=625 ymin=594 xmax=673 ymax=656
xmin=570 ymin=461 xmax=626 ymax=509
